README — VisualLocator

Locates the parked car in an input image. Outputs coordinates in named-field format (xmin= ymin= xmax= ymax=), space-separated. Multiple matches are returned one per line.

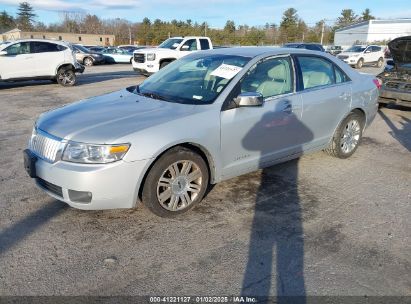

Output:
xmin=88 ymin=46 xmax=107 ymax=53
xmin=101 ymin=48 xmax=133 ymax=63
xmin=377 ymin=36 xmax=411 ymax=108
xmin=327 ymin=45 xmax=344 ymax=56
xmin=283 ymin=43 xmax=325 ymax=52
xmin=0 ymin=39 xmax=84 ymax=86
xmin=337 ymin=45 xmax=385 ymax=69
xmin=132 ymin=36 xmax=213 ymax=75
xmin=118 ymin=45 xmax=147 ymax=52
xmin=72 ymin=44 xmax=105 ymax=66
xmin=24 ymin=47 xmax=379 ymax=217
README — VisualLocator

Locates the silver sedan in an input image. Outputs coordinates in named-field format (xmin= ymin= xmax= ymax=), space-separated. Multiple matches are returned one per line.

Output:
xmin=24 ymin=47 xmax=379 ymax=217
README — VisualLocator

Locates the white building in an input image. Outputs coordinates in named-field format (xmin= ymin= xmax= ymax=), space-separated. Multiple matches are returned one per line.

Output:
xmin=334 ymin=19 xmax=411 ymax=46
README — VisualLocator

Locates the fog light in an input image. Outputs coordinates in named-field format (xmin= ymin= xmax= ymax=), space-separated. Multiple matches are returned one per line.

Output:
xmin=68 ymin=189 xmax=92 ymax=203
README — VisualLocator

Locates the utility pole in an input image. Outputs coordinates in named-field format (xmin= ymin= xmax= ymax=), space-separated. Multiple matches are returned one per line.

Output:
xmin=204 ymin=23 xmax=207 ymax=36
xmin=320 ymin=20 xmax=325 ymax=45
xmin=129 ymin=27 xmax=132 ymax=45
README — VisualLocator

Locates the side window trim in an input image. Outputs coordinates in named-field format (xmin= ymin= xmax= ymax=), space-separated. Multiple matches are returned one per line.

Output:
xmin=293 ymin=54 xmax=351 ymax=92
xmin=221 ymin=54 xmax=296 ymax=111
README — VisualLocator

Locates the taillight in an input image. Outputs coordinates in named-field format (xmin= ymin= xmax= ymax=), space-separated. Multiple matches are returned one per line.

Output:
xmin=373 ymin=78 xmax=382 ymax=90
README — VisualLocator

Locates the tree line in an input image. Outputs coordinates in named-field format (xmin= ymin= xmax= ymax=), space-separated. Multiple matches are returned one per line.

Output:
xmin=0 ymin=2 xmax=375 ymax=46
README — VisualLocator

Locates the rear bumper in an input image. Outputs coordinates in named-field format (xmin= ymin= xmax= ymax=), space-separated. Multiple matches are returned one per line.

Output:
xmin=74 ymin=64 xmax=85 ymax=74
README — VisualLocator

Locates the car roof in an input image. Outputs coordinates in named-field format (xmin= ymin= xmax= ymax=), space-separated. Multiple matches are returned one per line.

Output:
xmin=195 ymin=46 xmax=325 ymax=58
xmin=4 ymin=39 xmax=69 ymax=46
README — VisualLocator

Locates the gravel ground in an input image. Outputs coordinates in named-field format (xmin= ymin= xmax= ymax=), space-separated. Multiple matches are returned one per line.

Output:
xmin=0 ymin=63 xmax=410 ymax=299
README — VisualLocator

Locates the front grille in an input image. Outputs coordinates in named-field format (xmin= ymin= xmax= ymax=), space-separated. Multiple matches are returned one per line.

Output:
xmin=338 ymin=55 xmax=349 ymax=60
xmin=36 ymin=178 xmax=63 ymax=198
xmin=386 ymin=82 xmax=399 ymax=89
xmin=29 ymin=130 xmax=61 ymax=163
xmin=134 ymin=53 xmax=145 ymax=63
xmin=385 ymin=81 xmax=411 ymax=91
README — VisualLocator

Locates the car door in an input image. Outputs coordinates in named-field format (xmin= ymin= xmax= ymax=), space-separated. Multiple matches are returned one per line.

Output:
xmin=371 ymin=46 xmax=382 ymax=61
xmin=31 ymin=41 xmax=64 ymax=76
xmin=179 ymin=39 xmax=198 ymax=58
xmin=295 ymin=55 xmax=351 ymax=148
xmin=220 ymin=56 xmax=312 ymax=179
xmin=0 ymin=42 xmax=35 ymax=79
xmin=363 ymin=46 xmax=373 ymax=63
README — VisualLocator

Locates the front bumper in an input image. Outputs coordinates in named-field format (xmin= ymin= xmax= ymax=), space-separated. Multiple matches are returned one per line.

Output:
xmin=29 ymin=156 xmax=152 ymax=210
xmin=132 ymin=61 xmax=159 ymax=74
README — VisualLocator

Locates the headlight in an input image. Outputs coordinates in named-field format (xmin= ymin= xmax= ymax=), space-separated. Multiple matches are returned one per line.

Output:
xmin=62 ymin=142 xmax=130 ymax=164
xmin=146 ymin=53 xmax=156 ymax=61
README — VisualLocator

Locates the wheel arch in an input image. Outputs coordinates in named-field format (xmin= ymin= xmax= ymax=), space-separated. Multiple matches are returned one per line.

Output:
xmin=55 ymin=63 xmax=75 ymax=76
xmin=159 ymin=58 xmax=176 ymax=65
xmin=136 ymin=142 xmax=217 ymax=202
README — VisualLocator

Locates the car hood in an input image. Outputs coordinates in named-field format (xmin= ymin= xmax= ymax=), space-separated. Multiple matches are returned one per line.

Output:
xmin=36 ymin=88 xmax=196 ymax=143
xmin=388 ymin=36 xmax=411 ymax=69
xmin=134 ymin=48 xmax=176 ymax=54
xmin=337 ymin=52 xmax=360 ymax=57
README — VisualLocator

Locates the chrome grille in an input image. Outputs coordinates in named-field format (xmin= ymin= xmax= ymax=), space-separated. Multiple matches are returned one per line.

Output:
xmin=134 ymin=53 xmax=145 ymax=63
xmin=29 ymin=130 xmax=62 ymax=163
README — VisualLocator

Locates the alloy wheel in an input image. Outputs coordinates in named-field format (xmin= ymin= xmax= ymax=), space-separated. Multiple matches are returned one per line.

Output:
xmin=156 ymin=160 xmax=203 ymax=211
xmin=340 ymin=119 xmax=361 ymax=154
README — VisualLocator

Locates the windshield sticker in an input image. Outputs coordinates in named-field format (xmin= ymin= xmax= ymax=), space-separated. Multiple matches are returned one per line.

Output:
xmin=210 ymin=64 xmax=243 ymax=79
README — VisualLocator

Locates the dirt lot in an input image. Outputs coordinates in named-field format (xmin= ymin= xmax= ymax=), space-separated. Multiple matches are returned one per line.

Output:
xmin=0 ymin=64 xmax=410 ymax=298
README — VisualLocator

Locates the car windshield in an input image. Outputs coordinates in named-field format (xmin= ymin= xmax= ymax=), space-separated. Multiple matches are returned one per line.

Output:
xmin=75 ymin=45 xmax=92 ymax=53
xmin=136 ymin=54 xmax=251 ymax=105
xmin=346 ymin=46 xmax=366 ymax=52
xmin=158 ymin=38 xmax=184 ymax=49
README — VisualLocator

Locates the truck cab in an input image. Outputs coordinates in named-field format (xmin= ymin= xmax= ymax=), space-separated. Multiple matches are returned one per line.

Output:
xmin=132 ymin=36 xmax=213 ymax=75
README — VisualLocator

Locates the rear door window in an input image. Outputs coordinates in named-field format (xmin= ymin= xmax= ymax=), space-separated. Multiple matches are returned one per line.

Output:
xmin=297 ymin=56 xmax=335 ymax=89
xmin=31 ymin=42 xmax=61 ymax=53
xmin=200 ymin=39 xmax=210 ymax=50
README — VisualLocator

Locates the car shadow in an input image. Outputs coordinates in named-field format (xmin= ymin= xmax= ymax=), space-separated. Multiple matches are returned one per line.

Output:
xmin=0 ymin=200 xmax=67 ymax=255
xmin=378 ymin=109 xmax=411 ymax=152
xmin=240 ymin=104 xmax=313 ymax=302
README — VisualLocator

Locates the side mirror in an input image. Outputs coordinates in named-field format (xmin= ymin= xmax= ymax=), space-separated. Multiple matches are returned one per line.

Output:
xmin=181 ymin=45 xmax=189 ymax=51
xmin=365 ymin=50 xmax=371 ymax=53
xmin=235 ymin=92 xmax=264 ymax=107
xmin=0 ymin=51 xmax=7 ymax=56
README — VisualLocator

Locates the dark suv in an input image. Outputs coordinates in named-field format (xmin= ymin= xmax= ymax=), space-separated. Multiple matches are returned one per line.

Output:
xmin=283 ymin=43 xmax=325 ymax=52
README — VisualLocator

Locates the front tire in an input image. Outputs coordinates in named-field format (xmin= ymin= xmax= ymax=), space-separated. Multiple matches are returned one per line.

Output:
xmin=83 ymin=57 xmax=94 ymax=66
xmin=356 ymin=58 xmax=364 ymax=69
xmin=56 ymin=67 xmax=76 ymax=87
xmin=142 ymin=147 xmax=209 ymax=217
xmin=326 ymin=111 xmax=364 ymax=159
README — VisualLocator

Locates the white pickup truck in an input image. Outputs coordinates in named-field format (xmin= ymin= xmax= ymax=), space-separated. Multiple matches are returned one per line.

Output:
xmin=132 ymin=36 xmax=213 ymax=75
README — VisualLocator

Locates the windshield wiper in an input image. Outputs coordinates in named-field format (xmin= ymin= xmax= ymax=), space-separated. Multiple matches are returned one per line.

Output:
xmin=139 ymin=91 xmax=167 ymax=101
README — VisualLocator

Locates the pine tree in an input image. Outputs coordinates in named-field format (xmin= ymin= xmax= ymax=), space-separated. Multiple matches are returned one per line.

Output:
xmin=0 ymin=10 xmax=16 ymax=31
xmin=17 ymin=2 xmax=36 ymax=31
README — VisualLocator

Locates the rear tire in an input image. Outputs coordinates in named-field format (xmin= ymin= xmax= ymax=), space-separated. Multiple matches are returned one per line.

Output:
xmin=56 ymin=67 xmax=76 ymax=87
xmin=355 ymin=58 xmax=364 ymax=69
xmin=325 ymin=111 xmax=364 ymax=159
xmin=142 ymin=147 xmax=209 ymax=218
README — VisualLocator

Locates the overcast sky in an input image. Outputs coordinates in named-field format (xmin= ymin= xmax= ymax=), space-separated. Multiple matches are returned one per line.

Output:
xmin=0 ymin=0 xmax=410 ymax=28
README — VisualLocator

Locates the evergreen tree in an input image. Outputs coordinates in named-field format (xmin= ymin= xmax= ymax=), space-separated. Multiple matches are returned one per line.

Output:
xmin=17 ymin=2 xmax=36 ymax=30
xmin=280 ymin=8 xmax=299 ymax=42
xmin=0 ymin=10 xmax=15 ymax=31
xmin=361 ymin=8 xmax=375 ymax=21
